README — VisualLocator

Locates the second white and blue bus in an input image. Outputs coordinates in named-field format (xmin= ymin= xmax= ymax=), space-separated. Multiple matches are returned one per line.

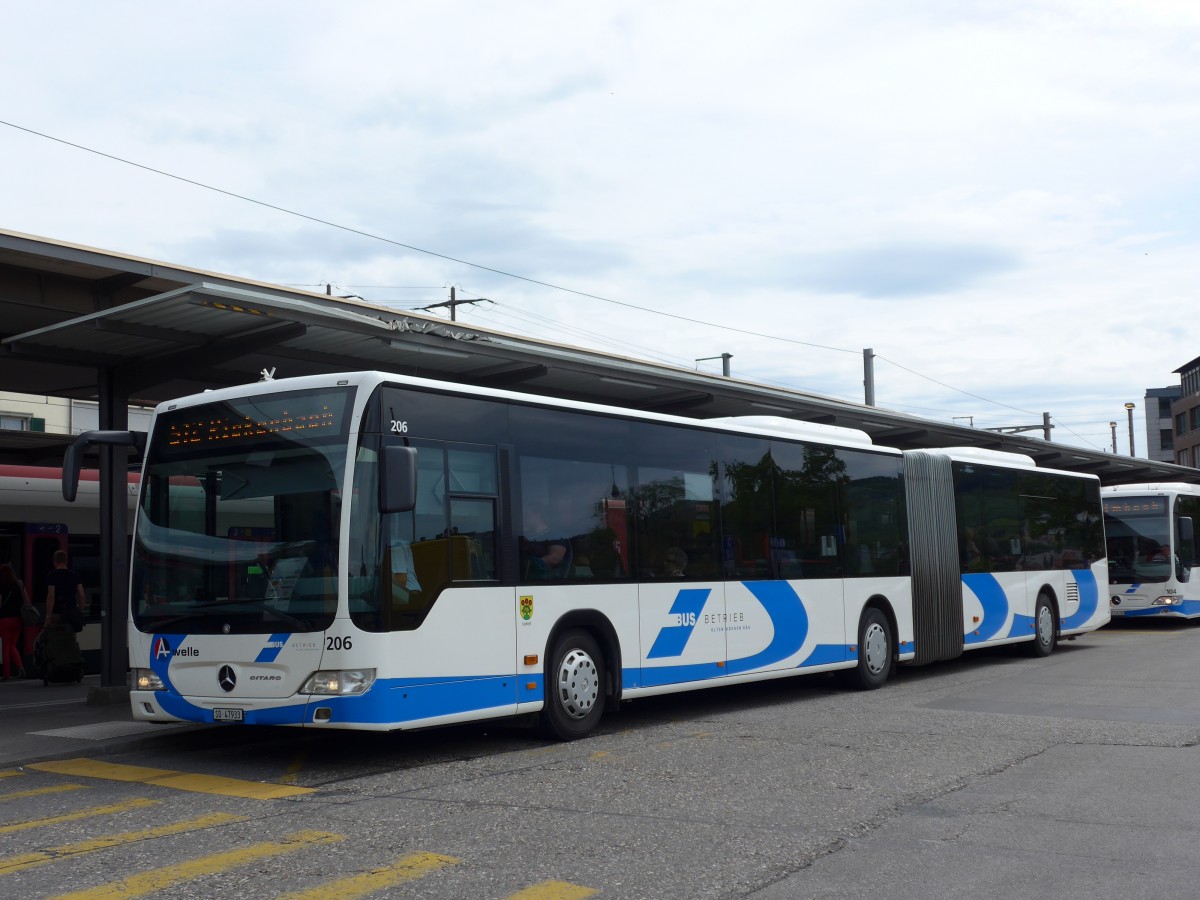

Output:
xmin=66 ymin=371 xmax=1108 ymax=739
xmin=1103 ymin=483 xmax=1200 ymax=618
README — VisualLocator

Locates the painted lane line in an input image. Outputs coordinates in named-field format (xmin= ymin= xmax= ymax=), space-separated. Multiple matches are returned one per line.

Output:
xmin=507 ymin=881 xmax=600 ymax=899
xmin=0 ymin=798 xmax=160 ymax=835
xmin=0 ymin=783 xmax=87 ymax=803
xmin=278 ymin=751 xmax=307 ymax=786
xmin=30 ymin=758 xmax=314 ymax=800
xmin=0 ymin=812 xmax=246 ymax=876
xmin=51 ymin=829 xmax=343 ymax=900
xmin=275 ymin=851 xmax=460 ymax=900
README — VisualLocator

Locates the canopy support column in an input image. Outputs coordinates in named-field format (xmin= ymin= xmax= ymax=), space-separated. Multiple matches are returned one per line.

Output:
xmin=93 ymin=368 xmax=131 ymax=701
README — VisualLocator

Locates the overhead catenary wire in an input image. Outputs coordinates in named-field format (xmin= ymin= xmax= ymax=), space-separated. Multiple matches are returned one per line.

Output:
xmin=468 ymin=299 xmax=702 ymax=369
xmin=0 ymin=119 xmax=859 ymax=357
xmin=0 ymin=117 xmax=1095 ymax=434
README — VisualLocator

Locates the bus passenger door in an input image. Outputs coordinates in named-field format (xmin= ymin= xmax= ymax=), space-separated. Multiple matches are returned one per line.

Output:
xmin=399 ymin=440 xmax=514 ymax=719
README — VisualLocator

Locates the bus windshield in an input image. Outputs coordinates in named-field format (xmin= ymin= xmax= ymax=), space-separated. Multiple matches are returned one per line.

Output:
xmin=1105 ymin=495 xmax=1171 ymax=584
xmin=131 ymin=386 xmax=353 ymax=634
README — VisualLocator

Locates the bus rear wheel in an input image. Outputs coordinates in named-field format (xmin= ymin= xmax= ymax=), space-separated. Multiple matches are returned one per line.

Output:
xmin=539 ymin=629 xmax=606 ymax=741
xmin=1029 ymin=593 xmax=1057 ymax=657
xmin=841 ymin=607 xmax=892 ymax=690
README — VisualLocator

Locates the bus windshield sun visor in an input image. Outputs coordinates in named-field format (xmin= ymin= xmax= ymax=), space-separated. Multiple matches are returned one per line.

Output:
xmin=62 ymin=429 xmax=147 ymax=502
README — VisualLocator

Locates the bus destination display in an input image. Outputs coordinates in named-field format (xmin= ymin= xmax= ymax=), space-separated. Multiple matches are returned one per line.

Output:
xmin=163 ymin=388 xmax=351 ymax=450
xmin=1103 ymin=497 xmax=1165 ymax=516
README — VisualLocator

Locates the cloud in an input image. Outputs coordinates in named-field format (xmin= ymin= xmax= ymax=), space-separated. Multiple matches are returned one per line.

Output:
xmin=5 ymin=0 xmax=1200 ymax=458
xmin=791 ymin=242 xmax=1021 ymax=297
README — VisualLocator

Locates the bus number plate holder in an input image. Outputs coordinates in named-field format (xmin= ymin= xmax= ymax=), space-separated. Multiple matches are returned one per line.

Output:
xmin=213 ymin=708 xmax=244 ymax=723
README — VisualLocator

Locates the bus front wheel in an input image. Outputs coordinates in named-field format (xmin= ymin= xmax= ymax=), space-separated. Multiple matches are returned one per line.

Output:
xmin=539 ymin=629 xmax=606 ymax=741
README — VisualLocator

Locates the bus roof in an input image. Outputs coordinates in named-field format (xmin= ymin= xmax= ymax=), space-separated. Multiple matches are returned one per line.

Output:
xmin=1103 ymin=482 xmax=1200 ymax=495
xmin=153 ymin=371 xmax=891 ymax=454
xmin=923 ymin=446 xmax=1038 ymax=469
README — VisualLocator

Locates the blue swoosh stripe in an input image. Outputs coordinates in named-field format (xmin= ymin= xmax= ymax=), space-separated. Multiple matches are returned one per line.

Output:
xmin=962 ymin=573 xmax=1008 ymax=643
xmin=255 ymin=632 xmax=291 ymax=664
xmin=1061 ymin=569 xmax=1099 ymax=630
xmin=799 ymin=644 xmax=851 ymax=667
xmin=1007 ymin=614 xmax=1035 ymax=639
xmin=646 ymin=589 xmax=712 ymax=658
xmin=725 ymin=581 xmax=809 ymax=675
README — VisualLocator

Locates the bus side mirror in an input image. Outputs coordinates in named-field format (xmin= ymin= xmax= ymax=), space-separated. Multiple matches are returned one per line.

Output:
xmin=1180 ymin=517 xmax=1194 ymax=547
xmin=381 ymin=445 xmax=418 ymax=513
xmin=62 ymin=430 xmax=147 ymax=501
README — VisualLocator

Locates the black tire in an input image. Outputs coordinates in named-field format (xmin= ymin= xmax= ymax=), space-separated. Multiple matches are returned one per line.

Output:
xmin=539 ymin=628 xmax=606 ymax=741
xmin=1028 ymin=592 xmax=1057 ymax=657
xmin=842 ymin=607 xmax=892 ymax=690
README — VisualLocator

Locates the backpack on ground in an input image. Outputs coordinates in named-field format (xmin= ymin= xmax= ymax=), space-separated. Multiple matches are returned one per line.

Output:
xmin=35 ymin=623 xmax=84 ymax=685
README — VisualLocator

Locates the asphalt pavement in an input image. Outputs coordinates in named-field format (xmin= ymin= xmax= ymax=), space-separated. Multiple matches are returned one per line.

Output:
xmin=5 ymin=621 xmax=1200 ymax=898
xmin=0 ymin=673 xmax=200 ymax=768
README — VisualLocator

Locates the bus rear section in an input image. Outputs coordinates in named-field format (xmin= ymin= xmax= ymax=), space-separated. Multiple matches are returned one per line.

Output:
xmin=906 ymin=448 xmax=1108 ymax=662
xmin=1103 ymin=484 xmax=1200 ymax=619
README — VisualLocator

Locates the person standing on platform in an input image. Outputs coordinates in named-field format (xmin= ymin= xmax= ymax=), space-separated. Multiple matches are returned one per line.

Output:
xmin=45 ymin=550 xmax=86 ymax=633
xmin=0 ymin=562 xmax=29 ymax=679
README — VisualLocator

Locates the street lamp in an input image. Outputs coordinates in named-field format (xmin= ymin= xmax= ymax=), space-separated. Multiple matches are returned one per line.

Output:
xmin=1124 ymin=402 xmax=1136 ymax=457
xmin=695 ymin=353 xmax=732 ymax=376
xmin=1109 ymin=421 xmax=1117 ymax=454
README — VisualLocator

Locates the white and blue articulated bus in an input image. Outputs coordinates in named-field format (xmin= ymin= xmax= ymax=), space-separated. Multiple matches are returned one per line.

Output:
xmin=1103 ymin=483 xmax=1200 ymax=619
xmin=66 ymin=372 xmax=1108 ymax=740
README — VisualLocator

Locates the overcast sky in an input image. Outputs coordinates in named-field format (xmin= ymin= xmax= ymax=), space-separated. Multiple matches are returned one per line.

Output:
xmin=5 ymin=1 xmax=1198 ymax=456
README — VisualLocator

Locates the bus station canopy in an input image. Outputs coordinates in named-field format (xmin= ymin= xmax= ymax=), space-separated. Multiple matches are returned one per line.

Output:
xmin=1 ymin=227 xmax=1195 ymax=487
xmin=7 ymin=226 xmax=1197 ymax=691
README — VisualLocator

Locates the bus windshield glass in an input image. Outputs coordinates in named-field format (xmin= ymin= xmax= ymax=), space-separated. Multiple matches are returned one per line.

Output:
xmin=132 ymin=386 xmax=354 ymax=634
xmin=1104 ymin=495 xmax=1171 ymax=584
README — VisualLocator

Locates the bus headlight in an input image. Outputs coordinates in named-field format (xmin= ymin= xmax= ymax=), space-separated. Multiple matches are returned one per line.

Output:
xmin=1152 ymin=595 xmax=1182 ymax=606
xmin=300 ymin=669 xmax=376 ymax=695
xmin=133 ymin=669 xmax=165 ymax=691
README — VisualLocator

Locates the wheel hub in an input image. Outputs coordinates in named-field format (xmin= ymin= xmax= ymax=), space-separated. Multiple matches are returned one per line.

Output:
xmin=863 ymin=622 xmax=888 ymax=674
xmin=557 ymin=648 xmax=599 ymax=719
xmin=1038 ymin=606 xmax=1054 ymax=644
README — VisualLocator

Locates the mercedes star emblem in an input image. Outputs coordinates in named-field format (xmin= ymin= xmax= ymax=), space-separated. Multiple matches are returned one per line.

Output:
xmin=218 ymin=665 xmax=237 ymax=692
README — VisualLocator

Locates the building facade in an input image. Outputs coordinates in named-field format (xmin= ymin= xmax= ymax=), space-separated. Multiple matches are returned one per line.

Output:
xmin=1172 ymin=357 xmax=1200 ymax=468
xmin=1145 ymin=385 xmax=1183 ymax=463
xmin=0 ymin=392 xmax=152 ymax=440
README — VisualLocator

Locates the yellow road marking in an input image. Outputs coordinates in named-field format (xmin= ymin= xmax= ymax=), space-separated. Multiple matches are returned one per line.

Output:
xmin=0 ymin=812 xmax=246 ymax=875
xmin=51 ymin=829 xmax=342 ymax=899
xmin=507 ymin=881 xmax=599 ymax=899
xmin=275 ymin=851 xmax=459 ymax=900
xmin=0 ymin=784 xmax=87 ymax=802
xmin=279 ymin=751 xmax=307 ymax=786
xmin=0 ymin=770 xmax=23 ymax=779
xmin=30 ymin=759 xmax=314 ymax=800
xmin=0 ymin=798 xmax=160 ymax=835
